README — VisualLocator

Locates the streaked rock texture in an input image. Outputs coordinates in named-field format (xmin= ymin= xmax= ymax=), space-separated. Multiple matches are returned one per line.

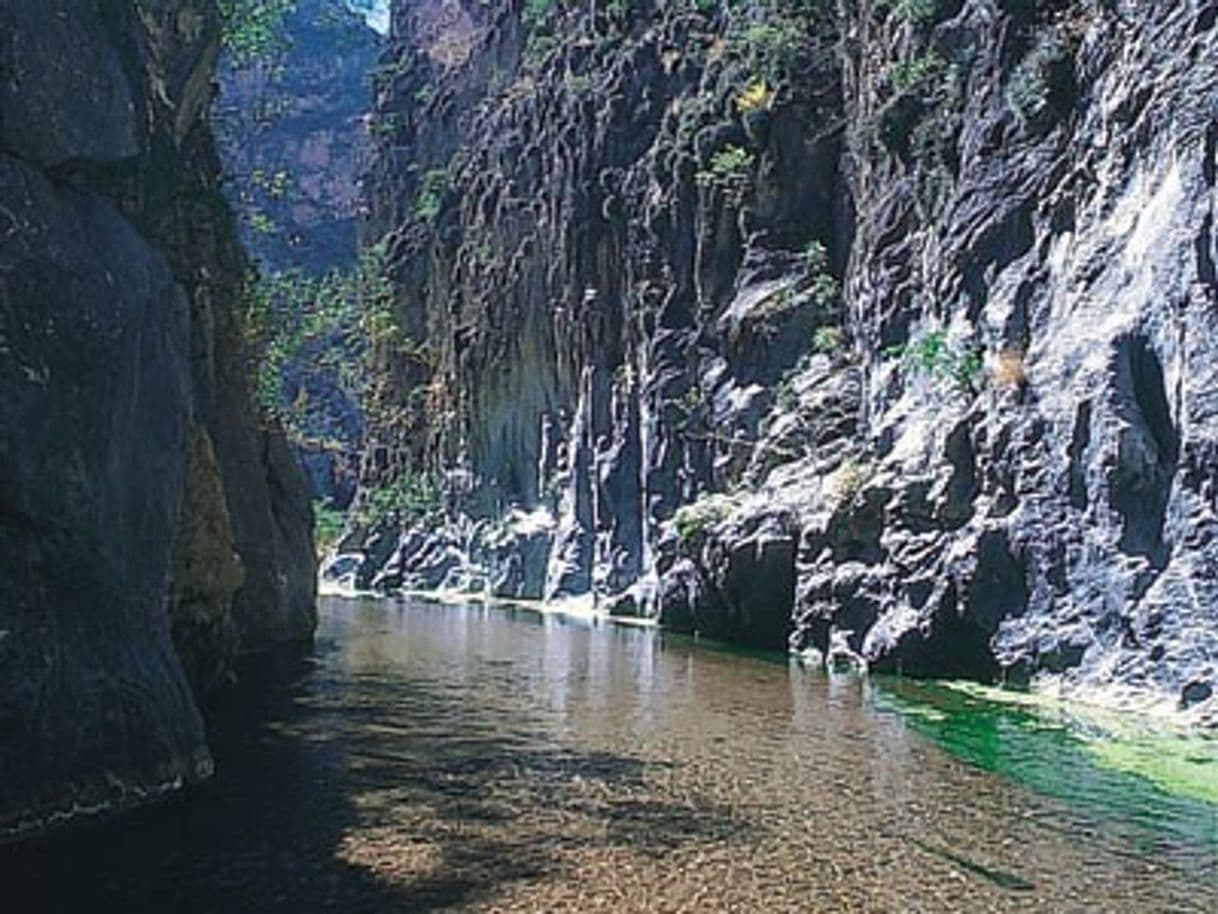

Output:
xmin=347 ymin=0 xmax=1217 ymax=722
xmin=0 ymin=0 xmax=316 ymax=841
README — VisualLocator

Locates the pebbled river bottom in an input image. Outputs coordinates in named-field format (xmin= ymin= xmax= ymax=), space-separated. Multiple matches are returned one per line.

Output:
xmin=4 ymin=595 xmax=1216 ymax=913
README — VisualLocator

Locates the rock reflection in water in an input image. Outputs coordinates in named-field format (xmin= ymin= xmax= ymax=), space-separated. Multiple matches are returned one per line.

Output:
xmin=5 ymin=595 xmax=1216 ymax=913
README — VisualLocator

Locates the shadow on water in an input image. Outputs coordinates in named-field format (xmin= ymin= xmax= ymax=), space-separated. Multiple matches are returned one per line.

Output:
xmin=1 ymin=632 xmax=746 ymax=913
xmin=5 ymin=596 xmax=1216 ymax=912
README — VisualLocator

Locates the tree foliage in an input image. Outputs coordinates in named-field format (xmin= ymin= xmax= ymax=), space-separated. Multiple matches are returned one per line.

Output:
xmin=893 ymin=330 xmax=984 ymax=396
xmin=218 ymin=0 xmax=296 ymax=66
xmin=238 ymin=243 xmax=408 ymax=447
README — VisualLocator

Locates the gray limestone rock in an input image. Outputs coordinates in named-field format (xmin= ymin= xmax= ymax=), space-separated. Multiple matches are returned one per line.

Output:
xmin=351 ymin=0 xmax=1217 ymax=719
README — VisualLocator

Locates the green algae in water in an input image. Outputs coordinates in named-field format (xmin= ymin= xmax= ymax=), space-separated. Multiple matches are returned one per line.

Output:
xmin=936 ymin=680 xmax=1218 ymax=806
xmin=869 ymin=677 xmax=1218 ymax=855
xmin=1087 ymin=736 xmax=1218 ymax=806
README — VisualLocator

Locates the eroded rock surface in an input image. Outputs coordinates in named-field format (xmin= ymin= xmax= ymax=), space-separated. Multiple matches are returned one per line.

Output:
xmin=0 ymin=0 xmax=316 ymax=841
xmin=346 ymin=0 xmax=1217 ymax=722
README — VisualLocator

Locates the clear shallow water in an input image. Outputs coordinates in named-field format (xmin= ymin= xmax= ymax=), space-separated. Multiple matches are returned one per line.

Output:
xmin=5 ymin=595 xmax=1216 ymax=912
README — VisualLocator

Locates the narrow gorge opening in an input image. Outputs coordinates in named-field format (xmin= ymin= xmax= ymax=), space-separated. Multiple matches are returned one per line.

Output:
xmin=213 ymin=0 xmax=389 ymax=529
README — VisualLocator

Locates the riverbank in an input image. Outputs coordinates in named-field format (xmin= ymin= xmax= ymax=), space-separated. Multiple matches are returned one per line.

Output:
xmin=319 ymin=576 xmax=660 ymax=629
xmin=320 ymin=573 xmax=1218 ymax=733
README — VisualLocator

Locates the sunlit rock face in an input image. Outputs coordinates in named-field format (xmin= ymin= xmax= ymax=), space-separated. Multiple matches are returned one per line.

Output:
xmin=0 ymin=0 xmax=316 ymax=841
xmin=351 ymin=0 xmax=1217 ymax=721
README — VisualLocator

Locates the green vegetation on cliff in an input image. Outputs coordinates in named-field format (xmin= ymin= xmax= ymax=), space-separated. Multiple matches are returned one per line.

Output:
xmin=239 ymin=244 xmax=399 ymax=441
xmin=219 ymin=0 xmax=296 ymax=65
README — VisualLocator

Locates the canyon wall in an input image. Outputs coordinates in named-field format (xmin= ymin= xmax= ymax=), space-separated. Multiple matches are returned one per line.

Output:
xmin=347 ymin=0 xmax=1217 ymax=721
xmin=216 ymin=0 xmax=381 ymax=506
xmin=0 ymin=0 xmax=316 ymax=841
xmin=218 ymin=0 xmax=379 ymax=274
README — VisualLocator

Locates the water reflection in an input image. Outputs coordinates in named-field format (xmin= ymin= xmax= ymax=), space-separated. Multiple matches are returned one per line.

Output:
xmin=4 ymin=595 xmax=1215 ymax=913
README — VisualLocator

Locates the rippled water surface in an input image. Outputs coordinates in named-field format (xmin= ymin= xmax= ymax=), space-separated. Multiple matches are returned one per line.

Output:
xmin=7 ymin=595 xmax=1217 ymax=912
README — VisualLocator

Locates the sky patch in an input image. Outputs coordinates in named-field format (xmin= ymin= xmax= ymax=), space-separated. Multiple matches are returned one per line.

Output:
xmin=346 ymin=0 xmax=389 ymax=34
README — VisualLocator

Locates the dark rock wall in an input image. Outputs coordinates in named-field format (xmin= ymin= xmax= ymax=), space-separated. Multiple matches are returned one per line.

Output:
xmin=0 ymin=0 xmax=317 ymax=841
xmin=357 ymin=0 xmax=847 ymax=579
xmin=354 ymin=0 xmax=1217 ymax=719
xmin=822 ymin=0 xmax=1218 ymax=715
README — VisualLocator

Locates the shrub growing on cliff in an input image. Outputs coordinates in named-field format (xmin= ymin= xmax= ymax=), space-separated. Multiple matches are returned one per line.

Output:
xmin=523 ymin=33 xmax=558 ymax=69
xmin=889 ymin=51 xmax=945 ymax=93
xmin=886 ymin=0 xmax=939 ymax=24
xmin=521 ymin=0 xmax=561 ymax=67
xmin=371 ymin=112 xmax=404 ymax=139
xmin=359 ymin=472 xmax=441 ymax=527
xmin=354 ymin=242 xmax=402 ymax=348
xmin=813 ymin=325 xmax=847 ymax=354
xmin=698 ymin=145 xmax=755 ymax=198
xmin=1006 ymin=37 xmax=1075 ymax=129
xmin=219 ymin=0 xmax=295 ymax=66
xmin=566 ymin=73 xmax=595 ymax=96
xmin=414 ymin=168 xmax=449 ymax=224
xmin=313 ymin=500 xmax=346 ymax=555
xmin=249 ymin=168 xmax=291 ymax=199
xmin=893 ymin=330 xmax=984 ymax=396
xmin=735 ymin=17 xmax=805 ymax=77
xmin=735 ymin=78 xmax=774 ymax=115
xmin=523 ymin=0 xmax=553 ymax=28
xmin=238 ymin=242 xmax=403 ymax=454
xmin=674 ymin=494 xmax=737 ymax=546
xmin=802 ymin=241 xmax=840 ymax=306
xmin=237 ymin=269 xmax=274 ymax=356
xmin=248 ymin=211 xmax=278 ymax=235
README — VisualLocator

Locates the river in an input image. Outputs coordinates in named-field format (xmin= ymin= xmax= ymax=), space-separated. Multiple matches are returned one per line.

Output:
xmin=6 ymin=595 xmax=1216 ymax=912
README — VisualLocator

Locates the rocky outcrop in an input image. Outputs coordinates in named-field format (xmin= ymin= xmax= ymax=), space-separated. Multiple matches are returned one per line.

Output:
xmin=0 ymin=0 xmax=316 ymax=841
xmin=348 ymin=0 xmax=1217 ymax=721
xmin=804 ymin=0 xmax=1218 ymax=719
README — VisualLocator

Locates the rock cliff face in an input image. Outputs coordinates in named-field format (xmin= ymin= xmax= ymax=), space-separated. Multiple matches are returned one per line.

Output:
xmin=218 ymin=0 xmax=379 ymax=274
xmin=349 ymin=0 xmax=1217 ymax=721
xmin=0 ymin=0 xmax=317 ymax=841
